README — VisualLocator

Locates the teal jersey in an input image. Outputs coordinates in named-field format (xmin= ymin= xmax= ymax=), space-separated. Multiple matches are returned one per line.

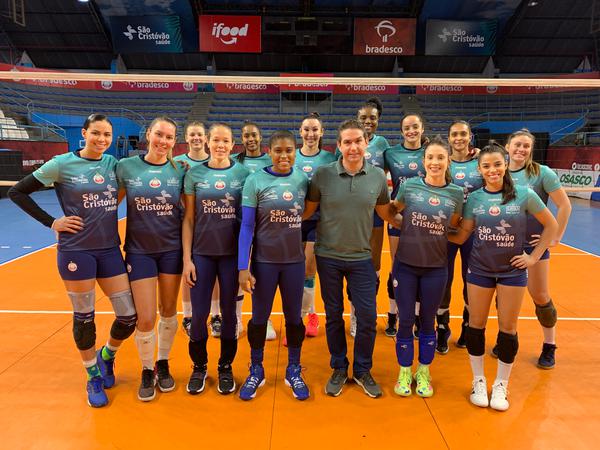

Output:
xmin=237 ymin=153 xmax=272 ymax=173
xmin=395 ymin=178 xmax=463 ymax=268
xmin=509 ymin=165 xmax=561 ymax=243
xmin=384 ymin=144 xmax=426 ymax=198
xmin=242 ymin=167 xmax=309 ymax=264
xmin=294 ymin=148 xmax=336 ymax=221
xmin=184 ymin=161 xmax=250 ymax=256
xmin=463 ymin=186 xmax=546 ymax=277
xmin=117 ymin=156 xmax=185 ymax=254
xmin=450 ymin=157 xmax=483 ymax=202
xmin=32 ymin=151 xmax=119 ymax=251
xmin=334 ymin=134 xmax=389 ymax=169
xmin=174 ymin=153 xmax=209 ymax=168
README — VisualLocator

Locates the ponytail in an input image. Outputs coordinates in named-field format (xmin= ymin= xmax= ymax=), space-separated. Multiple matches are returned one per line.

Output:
xmin=479 ymin=141 xmax=516 ymax=205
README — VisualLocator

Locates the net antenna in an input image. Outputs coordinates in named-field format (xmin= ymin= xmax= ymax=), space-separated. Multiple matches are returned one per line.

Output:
xmin=2 ymin=0 xmax=25 ymax=27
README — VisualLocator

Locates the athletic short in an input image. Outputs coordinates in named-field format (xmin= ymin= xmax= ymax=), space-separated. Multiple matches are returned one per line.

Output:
xmin=373 ymin=210 xmax=384 ymax=228
xmin=524 ymin=246 xmax=550 ymax=261
xmin=125 ymin=249 xmax=183 ymax=282
xmin=387 ymin=222 xmax=401 ymax=238
xmin=302 ymin=220 xmax=318 ymax=243
xmin=57 ymin=246 xmax=126 ymax=281
xmin=466 ymin=270 xmax=528 ymax=288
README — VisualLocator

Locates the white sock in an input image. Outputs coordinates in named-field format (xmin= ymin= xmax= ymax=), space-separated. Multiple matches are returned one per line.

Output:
xmin=351 ymin=303 xmax=356 ymax=318
xmin=105 ymin=341 xmax=119 ymax=352
xmin=542 ymin=326 xmax=556 ymax=345
xmin=236 ymin=297 xmax=244 ymax=322
xmin=210 ymin=299 xmax=220 ymax=316
xmin=495 ymin=360 xmax=513 ymax=384
xmin=469 ymin=354 xmax=485 ymax=379
xmin=415 ymin=301 xmax=420 ymax=316
xmin=157 ymin=315 xmax=178 ymax=361
xmin=302 ymin=286 xmax=315 ymax=317
xmin=182 ymin=299 xmax=192 ymax=318
xmin=388 ymin=299 xmax=398 ymax=314
xmin=135 ymin=329 xmax=156 ymax=370
xmin=83 ymin=358 xmax=97 ymax=369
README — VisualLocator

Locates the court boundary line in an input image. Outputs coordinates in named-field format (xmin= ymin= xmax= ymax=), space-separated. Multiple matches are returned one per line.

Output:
xmin=560 ymin=242 xmax=600 ymax=258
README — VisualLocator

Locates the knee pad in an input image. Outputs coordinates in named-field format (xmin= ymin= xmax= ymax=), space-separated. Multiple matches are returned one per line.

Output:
xmin=68 ymin=289 xmax=95 ymax=319
xmin=73 ymin=318 xmax=96 ymax=351
xmin=110 ymin=317 xmax=136 ymax=340
xmin=285 ymin=322 xmax=305 ymax=348
xmin=387 ymin=275 xmax=395 ymax=300
xmin=108 ymin=290 xmax=137 ymax=340
xmin=247 ymin=320 xmax=268 ymax=350
xmin=535 ymin=300 xmax=557 ymax=328
xmin=497 ymin=331 xmax=519 ymax=364
xmin=466 ymin=326 xmax=485 ymax=356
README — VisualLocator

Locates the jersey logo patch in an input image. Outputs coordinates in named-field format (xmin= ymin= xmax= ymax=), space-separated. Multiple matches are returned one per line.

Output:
xmin=428 ymin=196 xmax=440 ymax=206
xmin=432 ymin=210 xmax=447 ymax=224
xmin=103 ymin=184 xmax=116 ymax=199
xmin=215 ymin=180 xmax=226 ymax=190
xmin=221 ymin=192 xmax=235 ymax=206
xmin=302 ymin=165 xmax=312 ymax=173
xmin=93 ymin=173 xmax=105 ymax=184
xmin=289 ymin=202 xmax=302 ymax=215
xmin=156 ymin=190 xmax=172 ymax=204
xmin=495 ymin=219 xmax=512 ymax=235
xmin=67 ymin=261 xmax=78 ymax=272
xmin=149 ymin=178 xmax=161 ymax=188
xmin=409 ymin=162 xmax=418 ymax=170
xmin=455 ymin=172 xmax=465 ymax=180
xmin=489 ymin=205 xmax=501 ymax=216
xmin=282 ymin=191 xmax=294 ymax=201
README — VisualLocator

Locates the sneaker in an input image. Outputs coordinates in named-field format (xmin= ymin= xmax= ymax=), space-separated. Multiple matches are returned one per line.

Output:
xmin=350 ymin=312 xmax=357 ymax=338
xmin=210 ymin=315 xmax=222 ymax=338
xmin=385 ymin=313 xmax=397 ymax=337
xmin=325 ymin=368 xmax=348 ymax=397
xmin=96 ymin=347 xmax=115 ymax=389
xmin=469 ymin=377 xmax=489 ymax=408
xmin=436 ymin=327 xmax=451 ymax=355
xmin=490 ymin=381 xmax=509 ymax=411
xmin=305 ymin=313 xmax=319 ymax=337
xmin=413 ymin=316 xmax=421 ymax=339
xmin=285 ymin=364 xmax=310 ymax=400
xmin=182 ymin=317 xmax=192 ymax=337
xmin=414 ymin=365 xmax=433 ymax=397
xmin=354 ymin=372 xmax=382 ymax=398
xmin=86 ymin=376 xmax=108 ymax=408
xmin=155 ymin=359 xmax=175 ymax=392
xmin=491 ymin=344 xmax=499 ymax=359
xmin=138 ymin=368 xmax=156 ymax=402
xmin=394 ymin=367 xmax=412 ymax=397
xmin=186 ymin=365 xmax=207 ymax=395
xmin=266 ymin=319 xmax=277 ymax=341
xmin=217 ymin=365 xmax=236 ymax=395
xmin=455 ymin=322 xmax=468 ymax=348
xmin=239 ymin=364 xmax=265 ymax=401
xmin=537 ymin=343 xmax=557 ymax=369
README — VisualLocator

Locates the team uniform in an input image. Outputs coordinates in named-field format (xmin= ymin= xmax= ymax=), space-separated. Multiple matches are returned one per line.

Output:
xmin=392 ymin=177 xmax=463 ymax=396
xmin=238 ymin=167 xmax=310 ymax=400
xmin=239 ymin=153 xmax=271 ymax=173
xmin=174 ymin=152 xmax=209 ymax=168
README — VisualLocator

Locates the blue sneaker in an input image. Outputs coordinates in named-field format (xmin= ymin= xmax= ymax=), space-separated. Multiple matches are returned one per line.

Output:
xmin=239 ymin=364 xmax=265 ymax=401
xmin=285 ymin=364 xmax=309 ymax=400
xmin=86 ymin=376 xmax=108 ymax=408
xmin=96 ymin=348 xmax=115 ymax=389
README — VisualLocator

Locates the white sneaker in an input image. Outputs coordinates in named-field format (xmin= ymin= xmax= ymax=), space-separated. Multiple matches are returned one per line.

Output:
xmin=469 ymin=377 xmax=489 ymax=407
xmin=490 ymin=381 xmax=509 ymax=411
xmin=266 ymin=319 xmax=277 ymax=341
xmin=349 ymin=312 xmax=357 ymax=338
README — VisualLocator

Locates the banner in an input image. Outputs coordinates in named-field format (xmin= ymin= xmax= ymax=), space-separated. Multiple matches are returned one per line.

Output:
xmin=547 ymin=146 xmax=600 ymax=200
xmin=353 ymin=18 xmax=416 ymax=55
xmin=199 ymin=15 xmax=261 ymax=53
xmin=98 ymin=80 xmax=196 ymax=92
xmin=110 ymin=16 xmax=183 ymax=53
xmin=426 ymin=20 xmax=497 ymax=56
xmin=333 ymin=84 xmax=399 ymax=95
xmin=0 ymin=140 xmax=68 ymax=171
xmin=214 ymin=82 xmax=278 ymax=94
xmin=279 ymin=73 xmax=334 ymax=92
xmin=0 ymin=63 xmax=97 ymax=90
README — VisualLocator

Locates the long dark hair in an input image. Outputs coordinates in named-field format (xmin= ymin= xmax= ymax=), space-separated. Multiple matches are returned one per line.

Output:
xmin=424 ymin=135 xmax=452 ymax=184
xmin=300 ymin=112 xmax=323 ymax=150
xmin=237 ymin=120 xmax=262 ymax=163
xmin=478 ymin=141 xmax=516 ymax=205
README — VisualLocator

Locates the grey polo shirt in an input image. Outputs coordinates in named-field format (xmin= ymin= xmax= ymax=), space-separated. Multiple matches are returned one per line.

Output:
xmin=307 ymin=158 xmax=390 ymax=261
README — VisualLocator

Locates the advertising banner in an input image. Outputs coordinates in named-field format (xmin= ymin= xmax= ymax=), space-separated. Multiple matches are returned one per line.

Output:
xmin=279 ymin=73 xmax=334 ymax=92
xmin=199 ymin=15 xmax=261 ymax=53
xmin=110 ymin=16 xmax=183 ymax=53
xmin=546 ymin=146 xmax=600 ymax=199
xmin=353 ymin=18 xmax=416 ymax=56
xmin=333 ymin=84 xmax=399 ymax=95
xmin=426 ymin=20 xmax=497 ymax=56
xmin=0 ymin=63 xmax=97 ymax=90
xmin=0 ymin=140 xmax=68 ymax=171
xmin=214 ymin=82 xmax=278 ymax=94
xmin=98 ymin=80 xmax=196 ymax=92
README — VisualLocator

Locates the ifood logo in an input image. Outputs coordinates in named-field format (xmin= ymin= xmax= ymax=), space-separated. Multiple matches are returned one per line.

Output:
xmin=375 ymin=20 xmax=396 ymax=43
xmin=212 ymin=22 xmax=249 ymax=45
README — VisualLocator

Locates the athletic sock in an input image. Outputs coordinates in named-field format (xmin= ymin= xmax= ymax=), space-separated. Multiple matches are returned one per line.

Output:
xmin=288 ymin=347 xmax=301 ymax=366
xmin=469 ymin=354 xmax=485 ymax=379
xmin=101 ymin=344 xmax=117 ymax=361
xmin=83 ymin=358 xmax=101 ymax=380
xmin=157 ymin=314 xmax=178 ymax=361
xmin=302 ymin=277 xmax=315 ymax=317
xmin=135 ymin=329 xmax=156 ymax=370
xmin=495 ymin=360 xmax=513 ymax=384
xmin=182 ymin=299 xmax=193 ymax=318
xmin=236 ymin=297 xmax=243 ymax=322
xmin=250 ymin=347 xmax=264 ymax=366
xmin=210 ymin=299 xmax=220 ymax=317
xmin=542 ymin=326 xmax=556 ymax=345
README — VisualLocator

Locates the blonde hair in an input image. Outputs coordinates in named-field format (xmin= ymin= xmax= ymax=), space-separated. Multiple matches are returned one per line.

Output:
xmin=147 ymin=116 xmax=178 ymax=169
xmin=507 ymin=128 xmax=539 ymax=177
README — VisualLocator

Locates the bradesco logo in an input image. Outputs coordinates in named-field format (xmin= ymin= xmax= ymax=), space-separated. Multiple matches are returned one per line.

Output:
xmin=353 ymin=18 xmax=416 ymax=56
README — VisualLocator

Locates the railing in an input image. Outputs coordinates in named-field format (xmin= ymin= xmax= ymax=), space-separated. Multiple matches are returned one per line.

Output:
xmin=0 ymin=120 xmax=66 ymax=141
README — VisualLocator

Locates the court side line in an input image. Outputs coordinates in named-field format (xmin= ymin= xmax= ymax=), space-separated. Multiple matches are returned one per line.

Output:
xmin=0 ymin=242 xmax=57 ymax=267
xmin=560 ymin=242 xmax=600 ymax=258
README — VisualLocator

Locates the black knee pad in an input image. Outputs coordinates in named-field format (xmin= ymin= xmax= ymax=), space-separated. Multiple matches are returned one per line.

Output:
xmin=285 ymin=322 xmax=305 ymax=348
xmin=73 ymin=319 xmax=96 ymax=351
xmin=466 ymin=326 xmax=485 ymax=356
xmin=247 ymin=320 xmax=268 ymax=350
xmin=387 ymin=275 xmax=395 ymax=299
xmin=535 ymin=300 xmax=557 ymax=328
xmin=189 ymin=338 xmax=208 ymax=367
xmin=110 ymin=314 xmax=137 ymax=341
xmin=497 ymin=331 xmax=519 ymax=364
xmin=218 ymin=338 xmax=238 ymax=368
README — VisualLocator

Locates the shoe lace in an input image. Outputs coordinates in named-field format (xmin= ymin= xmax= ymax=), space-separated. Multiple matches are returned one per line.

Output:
xmin=156 ymin=362 xmax=169 ymax=378
xmin=472 ymin=378 xmax=487 ymax=395
xmin=287 ymin=366 xmax=306 ymax=389
xmin=493 ymin=382 xmax=508 ymax=397
xmin=332 ymin=369 xmax=347 ymax=383
xmin=89 ymin=376 xmax=103 ymax=393
xmin=142 ymin=370 xmax=154 ymax=387
xmin=399 ymin=369 xmax=411 ymax=386
xmin=415 ymin=370 xmax=430 ymax=387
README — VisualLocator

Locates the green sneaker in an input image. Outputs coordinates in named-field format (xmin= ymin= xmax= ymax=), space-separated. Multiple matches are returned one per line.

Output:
xmin=394 ymin=366 xmax=412 ymax=397
xmin=414 ymin=365 xmax=433 ymax=398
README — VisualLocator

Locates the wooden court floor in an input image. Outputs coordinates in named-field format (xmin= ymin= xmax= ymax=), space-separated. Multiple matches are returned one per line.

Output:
xmin=1 ymin=224 xmax=599 ymax=449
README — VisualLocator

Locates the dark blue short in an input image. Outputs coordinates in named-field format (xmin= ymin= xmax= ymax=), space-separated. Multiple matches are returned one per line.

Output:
xmin=125 ymin=249 xmax=183 ymax=282
xmin=387 ymin=222 xmax=401 ymax=238
xmin=466 ymin=270 xmax=528 ymax=288
xmin=373 ymin=210 xmax=384 ymax=228
xmin=301 ymin=220 xmax=318 ymax=243
xmin=524 ymin=246 xmax=550 ymax=261
xmin=57 ymin=246 xmax=126 ymax=281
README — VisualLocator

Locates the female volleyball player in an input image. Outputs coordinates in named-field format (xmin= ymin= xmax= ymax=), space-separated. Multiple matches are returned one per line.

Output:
xmin=182 ymin=123 xmax=250 ymax=395
xmin=391 ymin=137 xmax=463 ymax=397
xmin=8 ymin=114 xmax=136 ymax=408
xmin=117 ymin=116 xmax=185 ymax=402
xmin=450 ymin=143 xmax=558 ymax=411
xmin=238 ymin=130 xmax=310 ymax=400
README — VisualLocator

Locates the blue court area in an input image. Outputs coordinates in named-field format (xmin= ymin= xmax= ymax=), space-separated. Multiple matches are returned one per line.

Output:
xmin=0 ymin=189 xmax=598 ymax=264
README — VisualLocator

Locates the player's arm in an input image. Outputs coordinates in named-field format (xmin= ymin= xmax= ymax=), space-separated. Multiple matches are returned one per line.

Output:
xmin=182 ymin=193 xmax=196 ymax=287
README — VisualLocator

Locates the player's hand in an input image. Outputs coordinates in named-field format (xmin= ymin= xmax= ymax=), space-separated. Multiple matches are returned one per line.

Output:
xmin=183 ymin=260 xmax=196 ymax=287
xmin=510 ymin=252 xmax=536 ymax=269
xmin=239 ymin=269 xmax=256 ymax=293
xmin=177 ymin=160 xmax=191 ymax=171
xmin=51 ymin=216 xmax=83 ymax=234
xmin=390 ymin=213 xmax=403 ymax=229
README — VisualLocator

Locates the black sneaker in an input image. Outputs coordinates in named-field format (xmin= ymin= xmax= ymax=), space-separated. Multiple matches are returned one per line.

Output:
xmin=217 ymin=365 xmax=236 ymax=395
xmin=211 ymin=315 xmax=222 ymax=338
xmin=182 ymin=317 xmax=192 ymax=337
xmin=155 ymin=359 xmax=175 ymax=392
xmin=491 ymin=344 xmax=499 ymax=359
xmin=456 ymin=322 xmax=468 ymax=348
xmin=385 ymin=313 xmax=397 ymax=337
xmin=436 ymin=327 xmax=451 ymax=355
xmin=138 ymin=368 xmax=156 ymax=402
xmin=537 ymin=343 xmax=557 ymax=369
xmin=413 ymin=315 xmax=421 ymax=339
xmin=353 ymin=372 xmax=382 ymax=398
xmin=325 ymin=368 xmax=348 ymax=397
xmin=187 ymin=365 xmax=207 ymax=395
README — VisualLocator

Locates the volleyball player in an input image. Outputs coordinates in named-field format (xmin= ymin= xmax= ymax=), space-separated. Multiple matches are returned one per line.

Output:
xmin=391 ymin=137 xmax=463 ymax=397
xmin=116 ymin=116 xmax=184 ymax=402
xmin=238 ymin=130 xmax=310 ymax=400
xmin=9 ymin=114 xmax=136 ymax=407
xmin=182 ymin=123 xmax=250 ymax=395
xmin=450 ymin=143 xmax=558 ymax=411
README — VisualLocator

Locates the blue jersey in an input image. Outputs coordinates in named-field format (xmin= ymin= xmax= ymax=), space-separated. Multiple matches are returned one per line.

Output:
xmin=294 ymin=148 xmax=336 ymax=221
xmin=395 ymin=178 xmax=463 ymax=268
xmin=334 ymin=134 xmax=389 ymax=169
xmin=117 ymin=156 xmax=185 ymax=254
xmin=509 ymin=165 xmax=561 ymax=242
xmin=463 ymin=186 xmax=546 ymax=278
xmin=33 ymin=151 xmax=119 ymax=251
xmin=238 ymin=153 xmax=271 ymax=174
xmin=184 ymin=161 xmax=250 ymax=256
xmin=174 ymin=153 xmax=208 ymax=168
xmin=242 ymin=167 xmax=308 ymax=264
xmin=384 ymin=144 xmax=426 ymax=199
xmin=450 ymin=157 xmax=483 ymax=202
